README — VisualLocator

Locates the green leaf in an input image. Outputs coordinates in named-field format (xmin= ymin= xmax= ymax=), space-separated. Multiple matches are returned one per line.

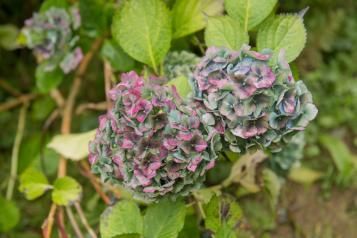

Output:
xmin=262 ymin=169 xmax=281 ymax=209
xmin=31 ymin=97 xmax=56 ymax=120
xmin=0 ymin=196 xmax=20 ymax=232
xmin=166 ymin=75 xmax=192 ymax=98
xmin=288 ymin=166 xmax=322 ymax=184
xmin=143 ymin=199 xmax=186 ymax=238
xmin=215 ymin=223 xmax=237 ymax=238
xmin=79 ymin=0 xmax=109 ymax=36
xmin=319 ymin=135 xmax=357 ymax=184
xmin=112 ymin=0 xmax=171 ymax=73
xmin=47 ymin=129 xmax=96 ymax=161
xmin=35 ymin=64 xmax=64 ymax=93
xmin=40 ymin=0 xmax=68 ymax=12
xmin=204 ymin=196 xmax=242 ymax=233
xmin=0 ymin=24 xmax=19 ymax=50
xmin=19 ymin=167 xmax=51 ymax=200
xmin=205 ymin=16 xmax=249 ymax=50
xmin=100 ymin=200 xmax=143 ymax=238
xmin=178 ymin=214 xmax=200 ymax=238
xmin=256 ymin=14 xmax=307 ymax=63
xmin=101 ymin=39 xmax=136 ymax=72
xmin=241 ymin=200 xmax=275 ymax=230
xmin=52 ymin=176 xmax=82 ymax=206
xmin=171 ymin=0 xmax=224 ymax=39
xmin=224 ymin=0 xmax=277 ymax=31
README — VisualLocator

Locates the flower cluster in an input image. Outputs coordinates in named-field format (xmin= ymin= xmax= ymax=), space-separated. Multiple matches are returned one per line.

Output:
xmin=20 ymin=7 xmax=82 ymax=74
xmin=163 ymin=51 xmax=200 ymax=80
xmin=269 ymin=132 xmax=305 ymax=176
xmin=192 ymin=46 xmax=318 ymax=153
xmin=89 ymin=72 xmax=222 ymax=200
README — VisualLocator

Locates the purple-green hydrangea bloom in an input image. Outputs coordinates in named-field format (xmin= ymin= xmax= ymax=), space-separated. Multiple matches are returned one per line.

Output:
xmin=192 ymin=46 xmax=317 ymax=153
xmin=89 ymin=71 xmax=222 ymax=201
xmin=20 ymin=7 xmax=82 ymax=74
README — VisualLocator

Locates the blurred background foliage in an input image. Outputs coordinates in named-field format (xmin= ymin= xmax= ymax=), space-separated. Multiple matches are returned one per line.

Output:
xmin=0 ymin=0 xmax=357 ymax=237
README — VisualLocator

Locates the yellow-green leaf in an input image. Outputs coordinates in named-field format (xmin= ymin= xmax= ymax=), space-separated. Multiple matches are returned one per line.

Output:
xmin=100 ymin=200 xmax=143 ymax=238
xmin=171 ymin=0 xmax=224 ymax=39
xmin=205 ymin=16 xmax=249 ymax=50
xmin=224 ymin=0 xmax=277 ymax=31
xmin=47 ymin=129 xmax=96 ymax=161
xmin=19 ymin=167 xmax=51 ymax=200
xmin=112 ymin=0 xmax=171 ymax=73
xmin=166 ymin=75 xmax=192 ymax=98
xmin=288 ymin=166 xmax=322 ymax=184
xmin=257 ymin=14 xmax=307 ymax=63
xmin=52 ymin=176 xmax=82 ymax=206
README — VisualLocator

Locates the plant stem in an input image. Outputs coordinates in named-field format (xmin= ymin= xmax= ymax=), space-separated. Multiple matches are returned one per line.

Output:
xmin=0 ymin=78 xmax=21 ymax=96
xmin=79 ymin=161 xmax=111 ymax=205
xmin=6 ymin=103 xmax=28 ymax=200
xmin=42 ymin=36 xmax=104 ymax=238
xmin=65 ymin=206 xmax=84 ymax=238
xmin=75 ymin=101 xmax=107 ymax=115
xmin=104 ymin=60 xmax=113 ymax=111
xmin=74 ymin=202 xmax=98 ymax=238
xmin=0 ymin=93 xmax=37 ymax=112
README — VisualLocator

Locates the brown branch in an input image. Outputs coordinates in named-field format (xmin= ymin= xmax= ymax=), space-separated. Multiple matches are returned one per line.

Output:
xmin=74 ymin=202 xmax=98 ymax=238
xmin=42 ymin=204 xmax=57 ymax=238
xmin=56 ymin=208 xmax=69 ymax=238
xmin=0 ymin=79 xmax=21 ymax=96
xmin=42 ymin=37 xmax=104 ymax=238
xmin=59 ymin=36 xmax=103 ymax=176
xmin=50 ymin=89 xmax=65 ymax=108
xmin=104 ymin=60 xmax=113 ymax=111
xmin=79 ymin=161 xmax=111 ymax=205
xmin=0 ymin=93 xmax=37 ymax=112
xmin=75 ymin=101 xmax=107 ymax=115
xmin=65 ymin=206 xmax=84 ymax=238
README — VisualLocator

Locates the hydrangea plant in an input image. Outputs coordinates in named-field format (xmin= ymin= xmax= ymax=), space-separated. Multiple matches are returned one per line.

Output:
xmin=163 ymin=51 xmax=200 ymax=80
xmin=19 ymin=7 xmax=82 ymax=74
xmin=269 ymin=132 xmax=306 ymax=176
xmin=89 ymin=71 xmax=222 ymax=200
xmin=192 ymin=46 xmax=318 ymax=154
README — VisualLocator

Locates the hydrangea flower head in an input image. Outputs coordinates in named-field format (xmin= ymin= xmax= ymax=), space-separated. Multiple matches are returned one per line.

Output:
xmin=89 ymin=71 xmax=222 ymax=201
xmin=192 ymin=46 xmax=317 ymax=153
xmin=20 ymin=7 xmax=82 ymax=74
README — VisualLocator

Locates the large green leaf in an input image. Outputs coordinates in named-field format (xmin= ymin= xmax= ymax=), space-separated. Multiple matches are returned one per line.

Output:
xmin=19 ymin=167 xmax=51 ymax=200
xmin=288 ymin=166 xmax=322 ymax=184
xmin=215 ymin=223 xmax=237 ymax=238
xmin=112 ymin=0 xmax=171 ymax=73
xmin=205 ymin=16 xmax=249 ymax=50
xmin=40 ymin=0 xmax=68 ymax=12
xmin=178 ymin=214 xmax=200 ymax=238
xmin=47 ymin=129 xmax=96 ymax=161
xmin=35 ymin=64 xmax=64 ymax=93
xmin=0 ymin=196 xmax=20 ymax=232
xmin=80 ymin=0 xmax=110 ymax=36
xmin=204 ymin=196 xmax=242 ymax=233
xmin=52 ymin=176 xmax=82 ymax=206
xmin=101 ymin=39 xmax=136 ymax=72
xmin=0 ymin=24 xmax=19 ymax=50
xmin=256 ymin=14 xmax=307 ymax=63
xmin=143 ymin=199 xmax=186 ymax=238
xmin=320 ymin=135 xmax=357 ymax=184
xmin=262 ymin=169 xmax=281 ymax=209
xmin=100 ymin=200 xmax=143 ymax=238
xmin=224 ymin=0 xmax=277 ymax=31
xmin=171 ymin=0 xmax=224 ymax=39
